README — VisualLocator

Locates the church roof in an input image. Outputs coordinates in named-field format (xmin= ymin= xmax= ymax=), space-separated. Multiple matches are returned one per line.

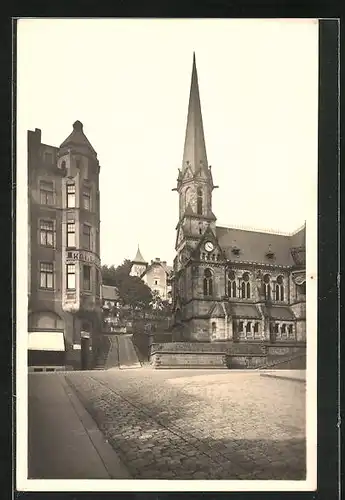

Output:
xmin=132 ymin=245 xmax=146 ymax=264
xmin=182 ymin=53 xmax=208 ymax=172
xmin=289 ymin=223 xmax=306 ymax=247
xmin=226 ymin=303 xmax=261 ymax=319
xmin=59 ymin=120 xmax=97 ymax=155
xmin=263 ymin=305 xmax=295 ymax=320
xmin=216 ymin=225 xmax=305 ymax=267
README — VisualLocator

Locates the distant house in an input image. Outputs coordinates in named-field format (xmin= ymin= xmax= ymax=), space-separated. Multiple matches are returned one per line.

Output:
xmin=129 ymin=247 xmax=172 ymax=303
xmin=101 ymin=284 xmax=123 ymax=331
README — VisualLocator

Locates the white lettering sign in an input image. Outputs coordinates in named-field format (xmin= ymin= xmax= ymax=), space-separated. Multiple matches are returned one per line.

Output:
xmin=66 ymin=250 xmax=101 ymax=268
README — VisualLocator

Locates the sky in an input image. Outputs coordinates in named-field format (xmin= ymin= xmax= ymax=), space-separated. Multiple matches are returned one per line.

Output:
xmin=17 ymin=18 xmax=319 ymax=267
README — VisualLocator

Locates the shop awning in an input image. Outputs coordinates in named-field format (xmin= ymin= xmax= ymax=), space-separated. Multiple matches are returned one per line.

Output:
xmin=28 ymin=331 xmax=65 ymax=352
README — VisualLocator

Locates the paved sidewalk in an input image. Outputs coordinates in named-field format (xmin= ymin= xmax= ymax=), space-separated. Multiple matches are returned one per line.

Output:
xmin=28 ymin=372 xmax=131 ymax=479
xmin=260 ymin=370 xmax=306 ymax=382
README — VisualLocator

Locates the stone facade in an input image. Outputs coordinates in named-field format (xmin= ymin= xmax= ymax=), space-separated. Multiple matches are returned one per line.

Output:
xmin=28 ymin=121 xmax=102 ymax=369
xmin=171 ymin=54 xmax=306 ymax=346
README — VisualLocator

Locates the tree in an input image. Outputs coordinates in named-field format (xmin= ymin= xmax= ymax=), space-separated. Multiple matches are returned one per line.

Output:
xmin=101 ymin=260 xmax=152 ymax=311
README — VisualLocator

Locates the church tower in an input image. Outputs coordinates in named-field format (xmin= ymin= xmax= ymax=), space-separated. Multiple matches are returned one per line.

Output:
xmin=130 ymin=245 xmax=148 ymax=277
xmin=172 ymin=54 xmax=224 ymax=341
xmin=175 ymin=54 xmax=218 ymax=264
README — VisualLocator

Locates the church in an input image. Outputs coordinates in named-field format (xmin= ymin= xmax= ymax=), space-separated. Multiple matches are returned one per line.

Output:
xmin=171 ymin=54 xmax=306 ymax=345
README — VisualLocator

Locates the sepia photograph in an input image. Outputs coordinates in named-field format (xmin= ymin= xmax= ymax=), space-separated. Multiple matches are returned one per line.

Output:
xmin=16 ymin=18 xmax=318 ymax=491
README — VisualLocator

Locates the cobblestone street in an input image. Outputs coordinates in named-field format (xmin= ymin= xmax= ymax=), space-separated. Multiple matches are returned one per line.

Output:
xmin=65 ymin=369 xmax=306 ymax=480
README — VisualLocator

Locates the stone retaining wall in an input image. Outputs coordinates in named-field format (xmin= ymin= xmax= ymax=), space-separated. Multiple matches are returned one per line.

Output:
xmin=150 ymin=352 xmax=227 ymax=369
xmin=149 ymin=342 xmax=306 ymax=370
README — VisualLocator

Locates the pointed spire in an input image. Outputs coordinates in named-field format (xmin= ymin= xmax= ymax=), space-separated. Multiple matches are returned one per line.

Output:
xmin=182 ymin=53 xmax=208 ymax=172
xmin=59 ymin=120 xmax=97 ymax=155
xmin=132 ymin=245 xmax=146 ymax=264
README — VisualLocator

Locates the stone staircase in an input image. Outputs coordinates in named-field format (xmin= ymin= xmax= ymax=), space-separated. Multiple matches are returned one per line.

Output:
xmin=255 ymin=352 xmax=306 ymax=370
xmin=94 ymin=334 xmax=141 ymax=370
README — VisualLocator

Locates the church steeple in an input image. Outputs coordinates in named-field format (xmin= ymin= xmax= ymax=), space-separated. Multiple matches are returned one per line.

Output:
xmin=133 ymin=245 xmax=146 ymax=264
xmin=174 ymin=54 xmax=218 ymax=257
xmin=130 ymin=245 xmax=148 ymax=277
xmin=182 ymin=52 xmax=208 ymax=173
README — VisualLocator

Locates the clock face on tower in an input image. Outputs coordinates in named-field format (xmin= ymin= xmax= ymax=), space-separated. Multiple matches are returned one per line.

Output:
xmin=204 ymin=241 xmax=214 ymax=252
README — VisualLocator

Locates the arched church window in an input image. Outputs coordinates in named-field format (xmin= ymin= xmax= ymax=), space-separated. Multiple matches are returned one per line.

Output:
xmin=254 ymin=322 xmax=259 ymax=333
xmin=263 ymin=274 xmax=271 ymax=300
xmin=227 ymin=270 xmax=236 ymax=298
xmin=197 ymin=188 xmax=203 ymax=215
xmin=203 ymin=268 xmax=213 ymax=296
xmin=242 ymin=272 xmax=251 ymax=299
xmin=211 ymin=321 xmax=217 ymax=335
xmin=275 ymin=275 xmax=284 ymax=301
xmin=246 ymin=322 xmax=251 ymax=333
xmin=184 ymin=187 xmax=191 ymax=213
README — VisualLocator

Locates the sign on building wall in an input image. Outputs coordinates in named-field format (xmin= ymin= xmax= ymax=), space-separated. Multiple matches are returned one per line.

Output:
xmin=66 ymin=250 xmax=101 ymax=268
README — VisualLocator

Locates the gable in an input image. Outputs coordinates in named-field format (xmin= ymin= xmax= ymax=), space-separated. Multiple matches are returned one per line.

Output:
xmin=192 ymin=225 xmax=226 ymax=261
xmin=209 ymin=302 xmax=226 ymax=318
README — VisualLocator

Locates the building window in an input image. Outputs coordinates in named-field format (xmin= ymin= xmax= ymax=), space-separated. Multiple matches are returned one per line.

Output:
xmin=184 ymin=187 xmax=191 ymax=210
xmin=199 ymin=223 xmax=203 ymax=235
xmin=227 ymin=270 xmax=236 ymax=298
xmin=263 ymin=274 xmax=271 ymax=300
xmin=275 ymin=275 xmax=284 ymax=301
xmin=288 ymin=324 xmax=294 ymax=336
xmin=83 ymin=224 xmax=91 ymax=250
xmin=246 ymin=321 xmax=251 ymax=333
xmin=254 ymin=322 xmax=259 ymax=333
xmin=66 ymin=263 xmax=76 ymax=290
xmin=154 ymin=279 xmax=159 ymax=285
xmin=67 ymin=183 xmax=76 ymax=208
xmin=66 ymin=221 xmax=76 ymax=248
xmin=239 ymin=321 xmax=244 ymax=333
xmin=44 ymin=152 xmax=53 ymax=164
xmin=83 ymin=265 xmax=91 ymax=291
xmin=274 ymin=323 xmax=279 ymax=334
xmin=39 ymin=262 xmax=54 ymax=289
xmin=40 ymin=220 xmax=54 ymax=247
xmin=281 ymin=323 xmax=286 ymax=334
xmin=203 ymin=268 xmax=213 ymax=296
xmin=83 ymin=187 xmax=91 ymax=210
xmin=197 ymin=187 xmax=203 ymax=215
xmin=211 ymin=321 xmax=217 ymax=335
xmin=61 ymin=160 xmax=66 ymax=171
xmin=40 ymin=181 xmax=54 ymax=205
xmin=96 ymin=269 xmax=101 ymax=296
xmin=240 ymin=272 xmax=251 ymax=299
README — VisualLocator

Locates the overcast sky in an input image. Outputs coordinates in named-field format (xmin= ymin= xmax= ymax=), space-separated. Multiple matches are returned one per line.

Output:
xmin=17 ymin=19 xmax=319 ymax=267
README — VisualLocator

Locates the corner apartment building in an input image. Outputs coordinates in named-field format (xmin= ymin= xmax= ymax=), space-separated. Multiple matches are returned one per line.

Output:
xmin=27 ymin=121 xmax=102 ymax=369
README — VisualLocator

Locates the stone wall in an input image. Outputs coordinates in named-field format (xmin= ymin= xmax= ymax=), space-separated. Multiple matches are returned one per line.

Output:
xmin=150 ymin=352 xmax=227 ymax=369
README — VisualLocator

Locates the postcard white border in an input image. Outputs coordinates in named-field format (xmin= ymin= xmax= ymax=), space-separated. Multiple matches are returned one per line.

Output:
xmin=16 ymin=18 xmax=318 ymax=492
